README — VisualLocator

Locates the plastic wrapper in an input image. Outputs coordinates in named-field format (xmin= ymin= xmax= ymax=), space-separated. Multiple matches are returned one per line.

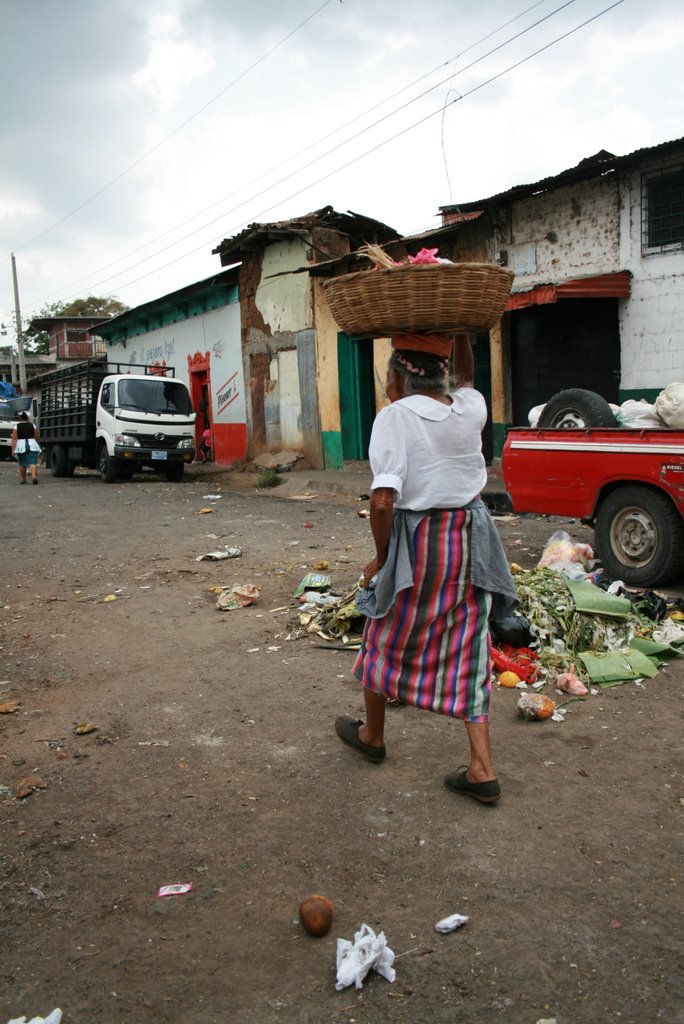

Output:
xmin=335 ymin=923 xmax=396 ymax=991
xmin=7 ymin=1012 xmax=62 ymax=1024
xmin=537 ymin=530 xmax=594 ymax=579
xmin=435 ymin=913 xmax=469 ymax=933
xmin=216 ymin=584 xmax=259 ymax=610
xmin=517 ymin=692 xmax=556 ymax=720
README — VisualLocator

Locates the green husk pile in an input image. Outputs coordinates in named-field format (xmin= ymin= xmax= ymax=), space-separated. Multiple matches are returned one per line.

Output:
xmin=513 ymin=568 xmax=656 ymax=680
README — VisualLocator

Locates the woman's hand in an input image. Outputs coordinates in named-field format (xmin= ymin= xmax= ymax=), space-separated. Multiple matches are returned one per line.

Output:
xmin=361 ymin=557 xmax=383 ymax=588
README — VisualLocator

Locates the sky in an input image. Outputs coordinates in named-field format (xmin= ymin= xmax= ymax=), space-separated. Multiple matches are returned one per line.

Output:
xmin=1 ymin=0 xmax=682 ymax=337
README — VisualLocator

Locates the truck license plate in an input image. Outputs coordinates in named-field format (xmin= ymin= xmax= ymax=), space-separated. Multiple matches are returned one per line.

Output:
xmin=151 ymin=450 xmax=167 ymax=461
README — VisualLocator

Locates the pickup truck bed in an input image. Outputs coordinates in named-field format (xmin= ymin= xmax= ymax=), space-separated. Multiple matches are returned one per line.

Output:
xmin=502 ymin=427 xmax=684 ymax=586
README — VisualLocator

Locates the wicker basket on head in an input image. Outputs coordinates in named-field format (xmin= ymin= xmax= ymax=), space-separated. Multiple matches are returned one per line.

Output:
xmin=321 ymin=262 xmax=514 ymax=336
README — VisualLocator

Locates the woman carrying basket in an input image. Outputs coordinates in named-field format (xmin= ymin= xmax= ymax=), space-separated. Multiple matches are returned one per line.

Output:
xmin=335 ymin=334 xmax=517 ymax=803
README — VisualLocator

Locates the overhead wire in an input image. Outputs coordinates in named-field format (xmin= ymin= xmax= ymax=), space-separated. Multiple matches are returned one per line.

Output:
xmin=10 ymin=0 xmax=338 ymax=254
xmin=34 ymin=0 xmax=567 ymax=302
xmin=50 ymin=0 xmax=583 ymax=302
xmin=83 ymin=0 xmax=626 ymax=299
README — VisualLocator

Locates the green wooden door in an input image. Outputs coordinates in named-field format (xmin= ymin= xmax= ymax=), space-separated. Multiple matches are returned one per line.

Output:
xmin=337 ymin=334 xmax=375 ymax=461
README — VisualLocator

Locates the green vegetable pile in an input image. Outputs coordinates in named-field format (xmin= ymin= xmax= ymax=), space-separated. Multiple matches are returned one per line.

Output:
xmin=513 ymin=568 xmax=653 ymax=674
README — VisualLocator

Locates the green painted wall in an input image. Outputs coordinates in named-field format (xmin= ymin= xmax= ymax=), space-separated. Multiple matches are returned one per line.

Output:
xmin=492 ymin=422 xmax=508 ymax=460
xmin=619 ymin=387 xmax=661 ymax=403
xmin=322 ymin=431 xmax=344 ymax=469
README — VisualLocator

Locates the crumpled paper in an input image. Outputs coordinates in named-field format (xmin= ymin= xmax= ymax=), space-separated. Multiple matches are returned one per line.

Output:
xmin=335 ymin=923 xmax=396 ymax=991
xmin=435 ymin=913 xmax=469 ymax=933
xmin=7 ymin=1010 xmax=62 ymax=1024
xmin=216 ymin=584 xmax=259 ymax=610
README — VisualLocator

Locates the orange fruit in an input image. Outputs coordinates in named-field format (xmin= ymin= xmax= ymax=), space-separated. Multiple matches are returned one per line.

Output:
xmin=498 ymin=670 xmax=521 ymax=688
xmin=299 ymin=894 xmax=334 ymax=937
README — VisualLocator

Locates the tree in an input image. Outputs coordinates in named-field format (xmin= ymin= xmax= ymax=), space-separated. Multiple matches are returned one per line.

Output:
xmin=24 ymin=295 xmax=129 ymax=354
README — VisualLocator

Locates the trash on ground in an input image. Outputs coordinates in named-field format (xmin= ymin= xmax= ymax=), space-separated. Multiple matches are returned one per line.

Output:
xmin=287 ymin=584 xmax=364 ymax=646
xmin=195 ymin=507 xmax=214 ymax=515
xmin=491 ymin=645 xmax=539 ymax=683
xmin=556 ymin=663 xmax=588 ymax=696
xmin=564 ymin=579 xmax=631 ymax=618
xmin=517 ymin=692 xmax=556 ymax=721
xmin=196 ymin=545 xmax=242 ymax=561
xmin=300 ymin=591 xmax=340 ymax=608
xmin=15 ymin=775 xmax=49 ymax=799
xmin=497 ymin=671 xmax=521 ymax=688
xmin=335 ymin=923 xmax=396 ymax=991
xmin=216 ymin=585 xmax=260 ymax=611
xmin=577 ymin=649 xmax=660 ymax=685
xmin=299 ymin=894 xmax=334 ymax=936
xmin=157 ymin=883 xmax=193 ymax=897
xmin=202 ymin=494 xmax=223 ymax=500
xmin=312 ymin=560 xmax=329 ymax=570
xmin=537 ymin=529 xmax=595 ymax=580
xmin=357 ymin=509 xmax=370 ymax=518
xmin=293 ymin=572 xmax=331 ymax=598
xmin=6 ymin=1009 xmax=62 ymax=1024
xmin=74 ymin=722 xmax=98 ymax=735
xmin=0 ymin=700 xmax=21 ymax=714
xmin=103 ymin=594 xmax=117 ymax=602
xmin=435 ymin=913 xmax=469 ymax=933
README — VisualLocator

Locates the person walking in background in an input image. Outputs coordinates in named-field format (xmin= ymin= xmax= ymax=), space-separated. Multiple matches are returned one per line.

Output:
xmin=11 ymin=412 xmax=42 ymax=485
xmin=335 ymin=334 xmax=518 ymax=804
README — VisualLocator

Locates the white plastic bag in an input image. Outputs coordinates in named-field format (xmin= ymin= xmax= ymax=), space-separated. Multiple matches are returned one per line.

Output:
xmin=335 ymin=923 xmax=396 ymax=990
xmin=654 ymin=383 xmax=684 ymax=429
xmin=537 ymin=530 xmax=594 ymax=579
xmin=615 ymin=399 xmax=664 ymax=430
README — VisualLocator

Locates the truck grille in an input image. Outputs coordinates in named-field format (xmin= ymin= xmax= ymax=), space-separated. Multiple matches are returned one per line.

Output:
xmin=134 ymin=433 xmax=181 ymax=450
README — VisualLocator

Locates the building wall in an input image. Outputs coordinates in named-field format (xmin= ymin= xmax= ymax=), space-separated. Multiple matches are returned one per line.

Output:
xmin=507 ymin=177 xmax=620 ymax=287
xmin=618 ymin=166 xmax=684 ymax=398
xmin=241 ymin=239 xmax=323 ymax=466
xmin=104 ymin=298 xmax=246 ymax=464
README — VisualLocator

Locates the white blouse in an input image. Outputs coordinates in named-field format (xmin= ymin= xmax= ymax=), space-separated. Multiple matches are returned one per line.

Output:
xmin=368 ymin=387 xmax=488 ymax=510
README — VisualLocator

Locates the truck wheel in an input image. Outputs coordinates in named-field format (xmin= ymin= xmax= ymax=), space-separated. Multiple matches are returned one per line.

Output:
xmin=595 ymin=486 xmax=684 ymax=586
xmin=98 ymin=447 xmax=118 ymax=484
xmin=164 ymin=463 xmax=184 ymax=483
xmin=50 ymin=445 xmax=67 ymax=477
xmin=538 ymin=389 xmax=616 ymax=429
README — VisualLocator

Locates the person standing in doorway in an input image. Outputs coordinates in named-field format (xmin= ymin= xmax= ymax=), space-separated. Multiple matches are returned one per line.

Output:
xmin=199 ymin=424 xmax=213 ymax=463
xmin=12 ymin=412 xmax=42 ymax=485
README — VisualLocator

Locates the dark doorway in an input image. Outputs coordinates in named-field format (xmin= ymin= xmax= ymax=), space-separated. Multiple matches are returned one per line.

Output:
xmin=510 ymin=298 xmax=620 ymax=425
xmin=337 ymin=334 xmax=375 ymax=461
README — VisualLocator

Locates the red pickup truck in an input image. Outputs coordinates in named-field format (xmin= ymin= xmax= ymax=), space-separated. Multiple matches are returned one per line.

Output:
xmin=502 ymin=411 xmax=684 ymax=587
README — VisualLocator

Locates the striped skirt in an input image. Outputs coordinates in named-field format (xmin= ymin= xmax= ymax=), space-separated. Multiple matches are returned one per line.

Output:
xmin=353 ymin=508 xmax=492 ymax=722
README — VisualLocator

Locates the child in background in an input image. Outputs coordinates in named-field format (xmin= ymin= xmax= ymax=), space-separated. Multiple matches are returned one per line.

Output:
xmin=200 ymin=425 xmax=213 ymax=462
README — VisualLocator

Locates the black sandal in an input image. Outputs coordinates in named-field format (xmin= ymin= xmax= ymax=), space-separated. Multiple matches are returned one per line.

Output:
xmin=335 ymin=716 xmax=386 ymax=763
xmin=444 ymin=767 xmax=501 ymax=804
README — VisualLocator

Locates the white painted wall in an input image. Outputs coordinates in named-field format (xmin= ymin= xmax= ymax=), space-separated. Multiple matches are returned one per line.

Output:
xmin=106 ymin=303 xmax=246 ymax=426
xmin=257 ymin=239 xmax=312 ymax=333
xmin=618 ymin=167 xmax=684 ymax=390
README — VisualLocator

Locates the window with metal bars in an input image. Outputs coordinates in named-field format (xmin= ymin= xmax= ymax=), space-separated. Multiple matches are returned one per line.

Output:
xmin=642 ymin=165 xmax=684 ymax=253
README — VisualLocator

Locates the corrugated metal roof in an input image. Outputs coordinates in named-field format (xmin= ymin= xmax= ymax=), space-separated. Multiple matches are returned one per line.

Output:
xmin=212 ymin=206 xmax=400 ymax=264
xmin=441 ymin=136 xmax=684 ymax=214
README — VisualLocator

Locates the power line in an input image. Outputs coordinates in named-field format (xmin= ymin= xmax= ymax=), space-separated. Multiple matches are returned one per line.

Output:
xmin=11 ymin=0 xmax=338 ymax=254
xmin=34 ymin=0 xmax=562 ymax=303
xmin=51 ymin=0 xmax=581 ymax=302
xmin=88 ymin=0 xmax=626 ymax=299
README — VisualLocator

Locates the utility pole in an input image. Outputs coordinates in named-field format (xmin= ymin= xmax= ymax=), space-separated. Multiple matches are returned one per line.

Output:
xmin=11 ymin=253 xmax=27 ymax=393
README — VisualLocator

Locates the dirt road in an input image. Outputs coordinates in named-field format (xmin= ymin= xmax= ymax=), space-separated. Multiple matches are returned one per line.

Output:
xmin=1 ymin=463 xmax=683 ymax=1024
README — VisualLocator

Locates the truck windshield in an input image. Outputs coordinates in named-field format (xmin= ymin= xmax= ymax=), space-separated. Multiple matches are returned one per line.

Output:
xmin=117 ymin=378 xmax=192 ymax=416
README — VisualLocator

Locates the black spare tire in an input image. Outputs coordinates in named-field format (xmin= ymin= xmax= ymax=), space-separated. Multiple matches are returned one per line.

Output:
xmin=538 ymin=388 xmax=616 ymax=429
